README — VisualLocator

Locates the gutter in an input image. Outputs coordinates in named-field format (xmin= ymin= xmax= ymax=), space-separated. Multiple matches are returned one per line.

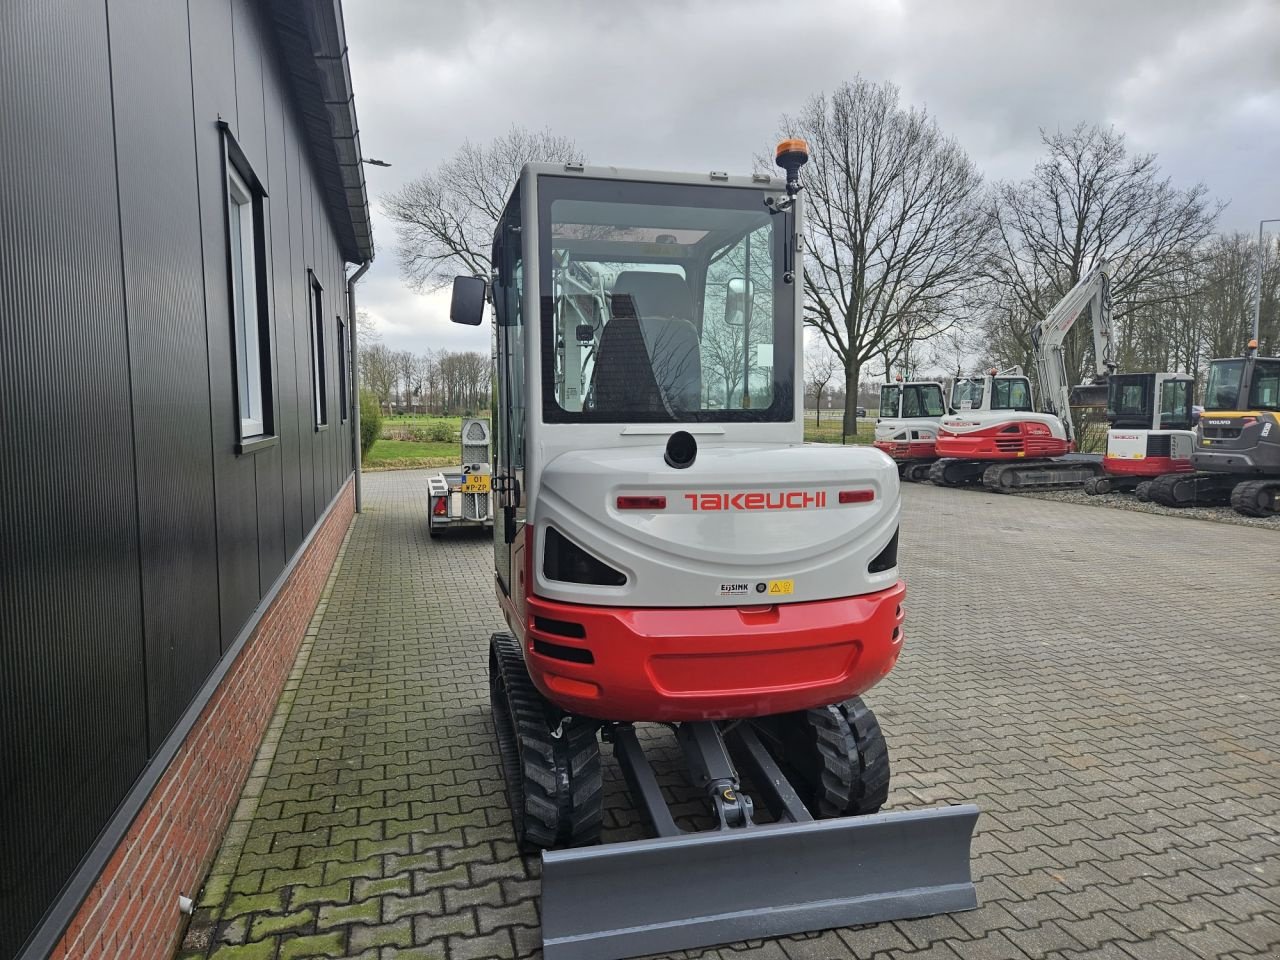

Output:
xmin=347 ymin=260 xmax=372 ymax=511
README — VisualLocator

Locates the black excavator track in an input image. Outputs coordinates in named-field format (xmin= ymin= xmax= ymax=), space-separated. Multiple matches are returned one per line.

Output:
xmin=1146 ymin=472 xmax=1235 ymax=508
xmin=927 ymin=458 xmax=986 ymax=487
xmin=747 ymin=697 xmax=889 ymax=819
xmin=980 ymin=458 xmax=1104 ymax=493
xmin=1230 ymin=478 xmax=1280 ymax=517
xmin=490 ymin=632 xmax=603 ymax=851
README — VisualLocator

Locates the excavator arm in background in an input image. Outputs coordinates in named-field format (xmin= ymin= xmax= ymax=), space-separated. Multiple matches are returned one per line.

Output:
xmin=1029 ymin=261 xmax=1116 ymax=445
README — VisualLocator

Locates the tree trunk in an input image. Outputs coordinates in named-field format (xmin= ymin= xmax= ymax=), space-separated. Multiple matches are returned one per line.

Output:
xmin=815 ymin=387 xmax=822 ymax=426
xmin=842 ymin=360 xmax=860 ymax=440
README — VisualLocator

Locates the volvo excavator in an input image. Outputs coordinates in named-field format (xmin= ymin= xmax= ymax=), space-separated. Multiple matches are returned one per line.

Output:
xmin=446 ymin=143 xmax=977 ymax=960
xmin=874 ymin=375 xmax=947 ymax=481
xmin=1147 ymin=343 xmax=1280 ymax=515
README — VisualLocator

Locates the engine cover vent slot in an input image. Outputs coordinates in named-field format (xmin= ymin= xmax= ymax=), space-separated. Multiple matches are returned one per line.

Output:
xmin=532 ymin=639 xmax=595 ymax=664
xmin=544 ymin=527 xmax=627 ymax=586
xmin=534 ymin=616 xmax=587 ymax=639
xmin=868 ymin=529 xmax=899 ymax=573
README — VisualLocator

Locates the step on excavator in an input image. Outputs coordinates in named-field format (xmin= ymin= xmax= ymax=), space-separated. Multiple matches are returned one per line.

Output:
xmin=447 ymin=142 xmax=977 ymax=960
xmin=874 ymin=376 xmax=947 ymax=481
xmin=1083 ymin=372 xmax=1196 ymax=498
xmin=1146 ymin=344 xmax=1280 ymax=515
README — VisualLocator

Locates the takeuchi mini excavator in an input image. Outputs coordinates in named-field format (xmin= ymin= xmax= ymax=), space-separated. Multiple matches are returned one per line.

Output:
xmin=1082 ymin=372 xmax=1196 ymax=498
xmin=874 ymin=376 xmax=947 ymax=481
xmin=930 ymin=263 xmax=1116 ymax=491
xmin=1146 ymin=344 xmax=1280 ymax=516
xmin=446 ymin=143 xmax=977 ymax=960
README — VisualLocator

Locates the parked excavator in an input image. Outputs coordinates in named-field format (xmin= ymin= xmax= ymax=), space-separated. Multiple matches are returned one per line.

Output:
xmin=928 ymin=261 xmax=1115 ymax=490
xmin=874 ymin=375 xmax=947 ymax=481
xmin=1146 ymin=343 xmax=1280 ymax=515
xmin=1082 ymin=372 xmax=1196 ymax=497
xmin=447 ymin=143 xmax=977 ymax=960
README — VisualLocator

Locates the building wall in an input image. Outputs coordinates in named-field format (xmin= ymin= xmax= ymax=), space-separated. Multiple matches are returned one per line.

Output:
xmin=0 ymin=1 xmax=358 ymax=956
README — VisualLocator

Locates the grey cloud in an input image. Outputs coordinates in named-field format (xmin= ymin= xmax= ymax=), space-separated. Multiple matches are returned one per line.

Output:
xmin=344 ymin=0 xmax=1279 ymax=356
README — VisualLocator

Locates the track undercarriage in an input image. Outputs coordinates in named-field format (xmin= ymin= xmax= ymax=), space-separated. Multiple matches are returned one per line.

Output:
xmin=1145 ymin=472 xmax=1280 ymax=516
xmin=488 ymin=633 xmax=978 ymax=959
xmin=927 ymin=457 xmax=1104 ymax=492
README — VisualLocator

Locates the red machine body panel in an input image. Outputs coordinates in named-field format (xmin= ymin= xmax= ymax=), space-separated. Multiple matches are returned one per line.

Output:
xmin=935 ymin=422 xmax=1071 ymax=460
xmin=511 ymin=581 xmax=906 ymax=722
xmin=874 ymin=439 xmax=937 ymax=460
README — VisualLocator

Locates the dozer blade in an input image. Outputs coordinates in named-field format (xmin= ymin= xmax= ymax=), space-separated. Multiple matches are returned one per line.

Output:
xmin=540 ymin=803 xmax=979 ymax=960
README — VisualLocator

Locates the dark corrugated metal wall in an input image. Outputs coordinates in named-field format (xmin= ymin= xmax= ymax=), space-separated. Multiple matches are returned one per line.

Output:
xmin=0 ymin=0 xmax=356 ymax=955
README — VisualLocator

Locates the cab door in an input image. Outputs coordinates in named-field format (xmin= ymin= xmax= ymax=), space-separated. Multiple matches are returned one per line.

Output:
xmin=491 ymin=194 xmax=525 ymax=598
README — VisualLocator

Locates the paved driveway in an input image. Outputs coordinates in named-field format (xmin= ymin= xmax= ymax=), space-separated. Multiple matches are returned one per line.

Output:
xmin=182 ymin=472 xmax=1280 ymax=960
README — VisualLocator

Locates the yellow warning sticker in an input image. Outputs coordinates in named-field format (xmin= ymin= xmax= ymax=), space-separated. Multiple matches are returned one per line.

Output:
xmin=768 ymin=579 xmax=795 ymax=595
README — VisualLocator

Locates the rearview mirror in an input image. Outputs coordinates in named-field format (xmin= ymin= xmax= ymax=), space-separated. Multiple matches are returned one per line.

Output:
xmin=449 ymin=275 xmax=487 ymax=326
xmin=723 ymin=277 xmax=753 ymax=327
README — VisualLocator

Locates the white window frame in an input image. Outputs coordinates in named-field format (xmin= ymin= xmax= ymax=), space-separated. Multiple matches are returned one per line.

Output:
xmin=228 ymin=165 xmax=265 ymax=439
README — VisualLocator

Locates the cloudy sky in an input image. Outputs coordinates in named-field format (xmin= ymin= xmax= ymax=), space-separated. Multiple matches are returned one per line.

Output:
xmin=344 ymin=0 xmax=1279 ymax=359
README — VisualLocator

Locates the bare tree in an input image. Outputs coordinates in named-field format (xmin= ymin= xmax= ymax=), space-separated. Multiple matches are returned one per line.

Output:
xmin=358 ymin=342 xmax=399 ymax=414
xmin=382 ymin=126 xmax=585 ymax=291
xmin=774 ymin=78 xmax=993 ymax=437
xmin=356 ymin=308 xmax=381 ymax=343
xmin=987 ymin=123 xmax=1221 ymax=386
xmin=805 ymin=343 xmax=838 ymax=425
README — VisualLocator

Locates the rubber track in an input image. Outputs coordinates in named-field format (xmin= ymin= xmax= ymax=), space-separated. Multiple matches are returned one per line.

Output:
xmin=766 ymin=697 xmax=890 ymax=818
xmin=490 ymin=633 xmax=603 ymax=850
xmin=1231 ymin=478 xmax=1280 ymax=517
xmin=1147 ymin=472 xmax=1198 ymax=507
xmin=840 ymin=697 xmax=891 ymax=814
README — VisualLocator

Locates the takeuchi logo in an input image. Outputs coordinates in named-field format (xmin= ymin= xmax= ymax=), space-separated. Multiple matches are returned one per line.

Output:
xmin=685 ymin=491 xmax=827 ymax=511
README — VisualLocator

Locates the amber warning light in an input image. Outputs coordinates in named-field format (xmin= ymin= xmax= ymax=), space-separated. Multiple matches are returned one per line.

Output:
xmin=775 ymin=138 xmax=810 ymax=197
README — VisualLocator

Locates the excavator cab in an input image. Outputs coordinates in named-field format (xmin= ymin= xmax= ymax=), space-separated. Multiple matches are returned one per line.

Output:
xmin=875 ymin=378 xmax=947 ymax=480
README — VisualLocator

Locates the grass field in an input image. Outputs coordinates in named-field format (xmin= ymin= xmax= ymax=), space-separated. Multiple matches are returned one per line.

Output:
xmin=364 ymin=412 xmax=876 ymax=469
xmin=363 ymin=439 xmax=459 ymax=470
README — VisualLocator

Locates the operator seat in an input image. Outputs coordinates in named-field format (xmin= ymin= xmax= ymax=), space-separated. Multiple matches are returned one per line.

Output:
xmin=591 ymin=272 xmax=702 ymax=415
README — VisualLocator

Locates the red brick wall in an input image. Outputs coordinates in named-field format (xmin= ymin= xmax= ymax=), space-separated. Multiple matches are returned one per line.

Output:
xmin=50 ymin=479 xmax=355 ymax=960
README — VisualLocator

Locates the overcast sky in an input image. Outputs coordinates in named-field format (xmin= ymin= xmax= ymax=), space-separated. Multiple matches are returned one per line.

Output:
xmin=344 ymin=0 xmax=1279 ymax=359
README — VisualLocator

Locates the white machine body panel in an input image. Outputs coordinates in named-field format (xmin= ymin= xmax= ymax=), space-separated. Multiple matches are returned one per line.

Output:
xmin=1105 ymin=430 xmax=1194 ymax=461
xmin=874 ymin=417 xmax=941 ymax=444
xmin=534 ymin=442 xmax=900 ymax=607
xmin=939 ymin=410 xmax=1067 ymax=439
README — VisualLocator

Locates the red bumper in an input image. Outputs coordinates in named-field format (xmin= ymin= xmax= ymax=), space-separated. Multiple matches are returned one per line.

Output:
xmin=874 ymin=439 xmax=937 ymax=461
xmin=936 ymin=426 xmax=1070 ymax=460
xmin=1104 ymin=455 xmax=1192 ymax=477
xmin=521 ymin=582 xmax=906 ymax=722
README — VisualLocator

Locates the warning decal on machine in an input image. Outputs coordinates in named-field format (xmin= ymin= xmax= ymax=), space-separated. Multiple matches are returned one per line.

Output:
xmin=719 ymin=583 xmax=750 ymax=596
xmin=768 ymin=579 xmax=795 ymax=595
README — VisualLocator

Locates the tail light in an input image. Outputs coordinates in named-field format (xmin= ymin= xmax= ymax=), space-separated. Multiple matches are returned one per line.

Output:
xmin=432 ymin=496 xmax=447 ymax=516
xmin=838 ymin=490 xmax=875 ymax=504
xmin=616 ymin=495 xmax=666 ymax=510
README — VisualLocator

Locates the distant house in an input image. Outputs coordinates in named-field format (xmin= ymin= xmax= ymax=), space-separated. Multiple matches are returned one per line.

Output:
xmin=0 ymin=2 xmax=373 ymax=957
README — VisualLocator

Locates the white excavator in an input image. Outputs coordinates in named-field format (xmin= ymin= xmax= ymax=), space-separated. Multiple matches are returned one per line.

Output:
xmin=874 ymin=375 xmax=947 ymax=481
xmin=931 ymin=262 xmax=1114 ymax=490
xmin=446 ymin=142 xmax=978 ymax=960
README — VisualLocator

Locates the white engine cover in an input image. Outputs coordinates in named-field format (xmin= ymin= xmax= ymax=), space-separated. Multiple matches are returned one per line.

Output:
xmin=534 ymin=443 xmax=900 ymax=608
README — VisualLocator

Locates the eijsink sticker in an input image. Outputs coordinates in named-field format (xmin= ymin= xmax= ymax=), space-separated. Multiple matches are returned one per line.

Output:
xmin=719 ymin=583 xmax=750 ymax=596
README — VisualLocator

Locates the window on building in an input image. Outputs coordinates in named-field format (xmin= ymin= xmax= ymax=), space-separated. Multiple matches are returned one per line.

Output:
xmin=337 ymin=316 xmax=349 ymax=422
xmin=310 ymin=273 xmax=327 ymax=428
xmin=223 ymin=131 xmax=272 ymax=443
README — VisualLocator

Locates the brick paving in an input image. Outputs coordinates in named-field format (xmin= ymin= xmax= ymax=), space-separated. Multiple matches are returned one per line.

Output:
xmin=181 ymin=471 xmax=1280 ymax=960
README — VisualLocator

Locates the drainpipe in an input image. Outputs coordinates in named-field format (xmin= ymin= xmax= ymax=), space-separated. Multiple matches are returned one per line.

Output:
xmin=347 ymin=260 xmax=372 ymax=512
